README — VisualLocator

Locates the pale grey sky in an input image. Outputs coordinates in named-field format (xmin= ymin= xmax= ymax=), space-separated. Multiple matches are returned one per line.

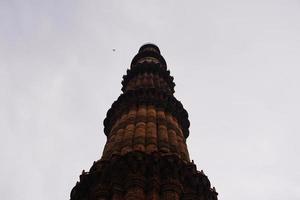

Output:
xmin=1 ymin=0 xmax=300 ymax=199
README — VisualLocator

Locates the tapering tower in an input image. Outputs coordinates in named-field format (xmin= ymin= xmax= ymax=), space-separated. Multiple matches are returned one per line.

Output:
xmin=70 ymin=44 xmax=218 ymax=200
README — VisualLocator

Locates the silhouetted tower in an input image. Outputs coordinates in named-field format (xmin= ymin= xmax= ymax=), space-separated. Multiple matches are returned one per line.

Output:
xmin=70 ymin=44 xmax=218 ymax=200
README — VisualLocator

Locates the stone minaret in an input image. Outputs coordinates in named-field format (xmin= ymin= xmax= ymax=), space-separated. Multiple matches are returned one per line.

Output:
xmin=70 ymin=44 xmax=218 ymax=200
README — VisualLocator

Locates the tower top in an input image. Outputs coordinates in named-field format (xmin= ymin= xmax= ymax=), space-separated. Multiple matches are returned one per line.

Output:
xmin=138 ymin=43 xmax=161 ymax=54
xmin=131 ymin=43 xmax=166 ymax=67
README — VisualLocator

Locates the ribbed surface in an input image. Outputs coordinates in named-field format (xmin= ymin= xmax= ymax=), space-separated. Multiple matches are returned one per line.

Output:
xmin=121 ymin=62 xmax=175 ymax=94
xmin=102 ymin=105 xmax=190 ymax=162
xmin=124 ymin=71 xmax=171 ymax=94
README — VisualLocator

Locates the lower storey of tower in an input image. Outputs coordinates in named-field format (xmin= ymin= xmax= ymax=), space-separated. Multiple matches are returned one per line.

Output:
xmin=70 ymin=152 xmax=217 ymax=200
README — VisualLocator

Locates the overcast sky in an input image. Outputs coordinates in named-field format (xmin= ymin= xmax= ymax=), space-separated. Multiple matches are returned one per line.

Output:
xmin=1 ymin=0 xmax=300 ymax=199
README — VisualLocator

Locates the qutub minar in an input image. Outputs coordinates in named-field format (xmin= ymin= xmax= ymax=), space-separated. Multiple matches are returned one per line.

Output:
xmin=70 ymin=44 xmax=218 ymax=200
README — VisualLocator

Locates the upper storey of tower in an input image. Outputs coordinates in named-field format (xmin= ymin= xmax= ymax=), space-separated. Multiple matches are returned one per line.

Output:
xmin=104 ymin=44 xmax=190 ymax=139
xmin=121 ymin=43 xmax=175 ymax=94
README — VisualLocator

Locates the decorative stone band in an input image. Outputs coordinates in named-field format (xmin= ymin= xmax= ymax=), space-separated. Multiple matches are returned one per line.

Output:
xmin=70 ymin=152 xmax=218 ymax=200
xmin=103 ymin=88 xmax=190 ymax=138
xmin=130 ymin=50 xmax=167 ymax=68
xmin=121 ymin=62 xmax=175 ymax=93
